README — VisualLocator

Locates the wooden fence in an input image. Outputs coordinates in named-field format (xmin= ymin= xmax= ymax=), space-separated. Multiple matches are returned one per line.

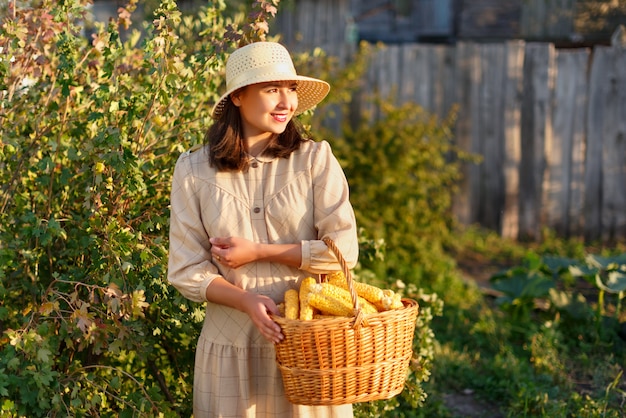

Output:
xmin=333 ymin=42 xmax=626 ymax=242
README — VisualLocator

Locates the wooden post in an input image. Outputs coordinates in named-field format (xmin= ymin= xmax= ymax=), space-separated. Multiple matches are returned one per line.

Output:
xmin=501 ymin=40 xmax=525 ymax=239
xmin=453 ymin=42 xmax=481 ymax=227
xmin=519 ymin=43 xmax=555 ymax=241
xmin=585 ymin=46 xmax=609 ymax=241
xmin=475 ymin=43 xmax=506 ymax=231
xmin=547 ymin=48 xmax=589 ymax=238
xmin=599 ymin=47 xmax=626 ymax=241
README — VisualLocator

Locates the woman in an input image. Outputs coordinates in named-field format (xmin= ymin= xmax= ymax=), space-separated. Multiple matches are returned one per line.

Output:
xmin=167 ymin=42 xmax=358 ymax=417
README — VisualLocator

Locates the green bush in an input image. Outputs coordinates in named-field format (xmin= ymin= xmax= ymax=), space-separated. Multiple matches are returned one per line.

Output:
xmin=0 ymin=0 xmax=283 ymax=415
xmin=328 ymin=97 xmax=478 ymax=289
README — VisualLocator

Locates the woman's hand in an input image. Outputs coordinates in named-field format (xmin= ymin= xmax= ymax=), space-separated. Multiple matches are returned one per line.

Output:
xmin=210 ymin=236 xmax=302 ymax=269
xmin=205 ymin=277 xmax=283 ymax=344
xmin=240 ymin=292 xmax=284 ymax=344
xmin=210 ymin=236 xmax=259 ymax=269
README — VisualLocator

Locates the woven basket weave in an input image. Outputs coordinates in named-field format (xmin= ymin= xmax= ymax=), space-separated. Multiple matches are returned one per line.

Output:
xmin=273 ymin=238 xmax=419 ymax=405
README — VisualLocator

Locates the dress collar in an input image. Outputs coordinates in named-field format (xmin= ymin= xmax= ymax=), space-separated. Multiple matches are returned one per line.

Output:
xmin=247 ymin=153 xmax=275 ymax=163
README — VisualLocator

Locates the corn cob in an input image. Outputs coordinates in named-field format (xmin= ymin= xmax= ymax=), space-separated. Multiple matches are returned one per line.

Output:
xmin=358 ymin=296 xmax=379 ymax=314
xmin=277 ymin=302 xmax=285 ymax=316
xmin=390 ymin=294 xmax=404 ymax=309
xmin=308 ymin=293 xmax=353 ymax=317
xmin=378 ymin=289 xmax=404 ymax=311
xmin=308 ymin=284 xmax=376 ymax=315
xmin=284 ymin=289 xmax=299 ymax=320
xmin=313 ymin=313 xmax=338 ymax=319
xmin=313 ymin=282 xmax=354 ymax=305
xmin=326 ymin=271 xmax=344 ymax=283
xmin=327 ymin=271 xmax=385 ymax=305
xmin=299 ymin=277 xmax=317 ymax=320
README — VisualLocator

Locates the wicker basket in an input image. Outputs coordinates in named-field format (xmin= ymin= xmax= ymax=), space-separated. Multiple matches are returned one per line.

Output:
xmin=273 ymin=238 xmax=420 ymax=405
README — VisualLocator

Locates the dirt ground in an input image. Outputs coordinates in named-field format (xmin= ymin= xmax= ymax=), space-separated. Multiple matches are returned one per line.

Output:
xmin=443 ymin=390 xmax=504 ymax=418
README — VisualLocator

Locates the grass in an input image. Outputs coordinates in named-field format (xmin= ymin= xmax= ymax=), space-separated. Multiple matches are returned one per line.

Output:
xmin=413 ymin=226 xmax=626 ymax=417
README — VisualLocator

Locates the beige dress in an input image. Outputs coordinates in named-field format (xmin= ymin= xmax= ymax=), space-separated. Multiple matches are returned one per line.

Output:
xmin=168 ymin=140 xmax=358 ymax=418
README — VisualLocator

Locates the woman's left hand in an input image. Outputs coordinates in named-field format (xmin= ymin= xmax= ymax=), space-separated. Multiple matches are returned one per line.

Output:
xmin=240 ymin=292 xmax=284 ymax=344
xmin=210 ymin=236 xmax=259 ymax=268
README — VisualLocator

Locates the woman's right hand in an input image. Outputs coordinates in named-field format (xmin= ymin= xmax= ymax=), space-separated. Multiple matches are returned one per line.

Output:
xmin=240 ymin=292 xmax=284 ymax=344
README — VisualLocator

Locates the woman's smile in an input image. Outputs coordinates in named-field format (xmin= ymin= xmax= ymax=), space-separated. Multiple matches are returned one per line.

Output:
xmin=271 ymin=113 xmax=289 ymax=123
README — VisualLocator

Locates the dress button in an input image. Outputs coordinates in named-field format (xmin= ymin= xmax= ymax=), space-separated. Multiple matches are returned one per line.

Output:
xmin=253 ymin=207 xmax=261 ymax=213
xmin=251 ymin=161 xmax=259 ymax=168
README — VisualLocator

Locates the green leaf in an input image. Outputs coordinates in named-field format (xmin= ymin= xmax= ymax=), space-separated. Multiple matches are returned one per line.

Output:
xmin=491 ymin=272 xmax=554 ymax=300
xmin=2 ymin=399 xmax=15 ymax=412
xmin=108 ymin=339 xmax=124 ymax=354
xmin=37 ymin=348 xmax=52 ymax=363
xmin=569 ymin=264 xmax=598 ymax=278
xmin=549 ymin=288 xmax=591 ymax=319
xmin=6 ymin=358 xmax=20 ymax=371
xmin=586 ymin=253 xmax=626 ymax=270
xmin=542 ymin=255 xmax=577 ymax=274
xmin=523 ymin=252 xmax=543 ymax=271
xmin=110 ymin=376 xmax=121 ymax=390
xmin=595 ymin=271 xmax=626 ymax=293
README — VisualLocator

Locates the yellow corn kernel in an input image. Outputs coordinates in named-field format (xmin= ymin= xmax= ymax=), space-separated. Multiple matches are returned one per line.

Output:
xmin=327 ymin=271 xmax=345 ymax=284
xmin=327 ymin=272 xmax=385 ymax=304
xmin=300 ymin=277 xmax=316 ymax=296
xmin=313 ymin=313 xmax=337 ymax=319
xmin=299 ymin=277 xmax=317 ymax=320
xmin=358 ymin=296 xmax=379 ymax=314
xmin=357 ymin=283 xmax=385 ymax=304
xmin=277 ymin=302 xmax=285 ymax=316
xmin=317 ymin=280 xmax=376 ymax=314
xmin=391 ymin=295 xmax=404 ymax=309
xmin=322 ymin=282 xmax=353 ymax=302
xmin=284 ymin=289 xmax=299 ymax=320
xmin=308 ymin=293 xmax=353 ymax=317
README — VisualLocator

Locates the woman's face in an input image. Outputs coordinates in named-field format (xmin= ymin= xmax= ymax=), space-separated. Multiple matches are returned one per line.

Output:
xmin=231 ymin=81 xmax=298 ymax=139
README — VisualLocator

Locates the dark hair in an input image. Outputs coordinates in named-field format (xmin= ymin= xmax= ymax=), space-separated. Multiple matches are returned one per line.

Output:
xmin=205 ymin=98 xmax=310 ymax=171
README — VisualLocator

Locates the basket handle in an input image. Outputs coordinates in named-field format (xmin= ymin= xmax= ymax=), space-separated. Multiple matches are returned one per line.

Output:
xmin=322 ymin=238 xmax=364 ymax=325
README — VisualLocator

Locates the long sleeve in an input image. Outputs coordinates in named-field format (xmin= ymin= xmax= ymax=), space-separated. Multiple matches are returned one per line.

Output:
xmin=167 ymin=152 xmax=221 ymax=303
xmin=299 ymin=140 xmax=359 ymax=274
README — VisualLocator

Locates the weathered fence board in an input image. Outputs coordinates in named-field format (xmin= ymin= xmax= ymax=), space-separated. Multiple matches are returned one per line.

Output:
xmin=585 ymin=47 xmax=609 ymax=241
xmin=614 ymin=50 xmax=626 ymax=240
xmin=520 ymin=43 xmax=555 ymax=240
xmin=599 ymin=47 xmax=626 ymax=241
xmin=550 ymin=48 xmax=589 ymax=237
xmin=501 ymin=41 xmax=525 ymax=239
xmin=411 ymin=46 xmax=433 ymax=108
xmin=477 ymin=43 xmax=507 ymax=231
xmin=387 ymin=45 xmax=402 ymax=103
xmin=399 ymin=45 xmax=420 ymax=105
xmin=453 ymin=42 xmax=480 ymax=226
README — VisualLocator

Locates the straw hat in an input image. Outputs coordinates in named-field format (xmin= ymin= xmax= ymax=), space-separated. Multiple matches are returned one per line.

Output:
xmin=211 ymin=42 xmax=330 ymax=119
